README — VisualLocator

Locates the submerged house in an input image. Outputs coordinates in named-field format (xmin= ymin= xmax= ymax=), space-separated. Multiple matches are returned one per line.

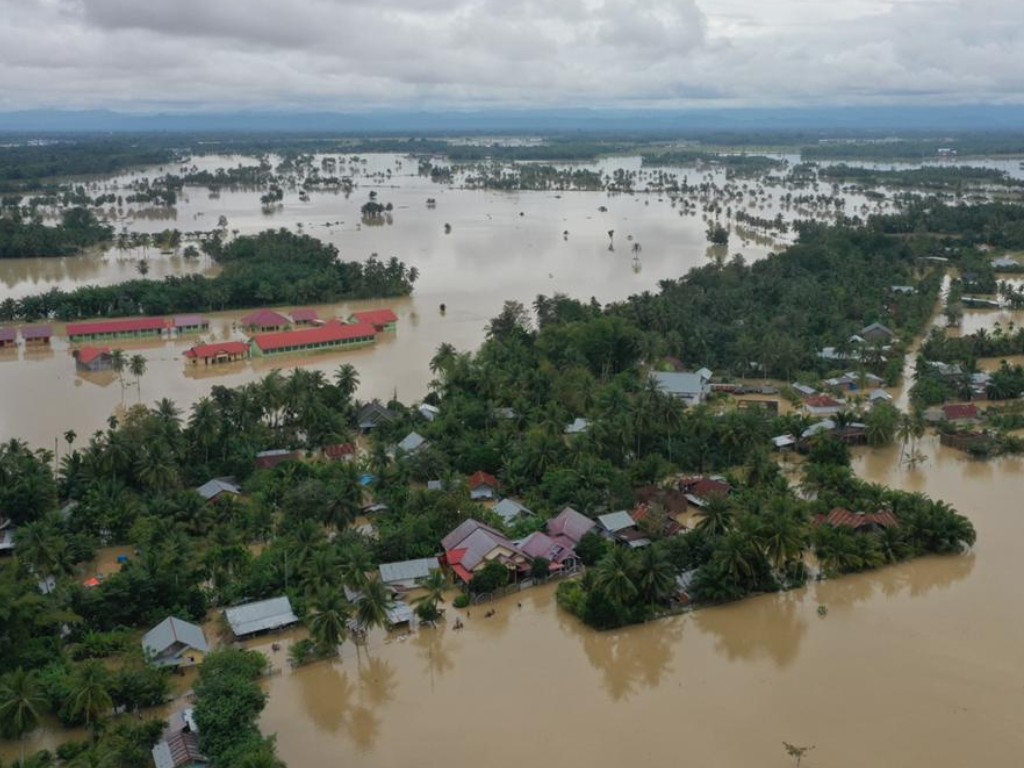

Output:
xmin=0 ymin=328 xmax=15 ymax=349
xmin=348 ymin=308 xmax=398 ymax=332
xmin=152 ymin=729 xmax=207 ymax=768
xmin=250 ymin=321 xmax=376 ymax=356
xmin=597 ymin=510 xmax=651 ymax=548
xmin=290 ymin=308 xmax=320 ymax=326
xmin=224 ymin=596 xmax=299 ymax=638
xmin=240 ymin=309 xmax=290 ymax=332
xmin=67 ymin=316 xmax=166 ymax=342
xmin=803 ymin=394 xmax=844 ymax=417
xmin=21 ymin=325 xmax=53 ymax=346
xmin=142 ymin=617 xmax=210 ymax=668
xmin=814 ymin=507 xmax=899 ymax=532
xmin=378 ymin=557 xmax=441 ymax=590
xmin=515 ymin=531 xmax=579 ymax=571
xmin=74 ymin=346 xmax=114 ymax=372
xmin=183 ymin=341 xmax=250 ymax=365
xmin=173 ymin=315 xmax=209 ymax=335
xmin=441 ymin=519 xmax=530 ymax=583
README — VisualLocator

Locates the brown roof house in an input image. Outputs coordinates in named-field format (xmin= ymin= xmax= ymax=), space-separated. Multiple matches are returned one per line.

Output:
xmin=441 ymin=519 xmax=530 ymax=583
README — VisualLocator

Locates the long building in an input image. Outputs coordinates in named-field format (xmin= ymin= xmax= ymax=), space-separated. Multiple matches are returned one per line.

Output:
xmin=250 ymin=321 xmax=376 ymax=356
xmin=67 ymin=317 xmax=167 ymax=341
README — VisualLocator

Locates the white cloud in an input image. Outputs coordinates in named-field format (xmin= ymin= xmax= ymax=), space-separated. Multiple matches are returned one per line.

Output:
xmin=0 ymin=0 xmax=1020 ymax=111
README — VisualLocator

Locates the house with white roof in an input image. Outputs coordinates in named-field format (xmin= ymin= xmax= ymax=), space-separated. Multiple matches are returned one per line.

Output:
xmin=651 ymin=369 xmax=712 ymax=406
xmin=142 ymin=617 xmax=210 ymax=668
xmin=378 ymin=557 xmax=441 ymax=590
xmin=224 ymin=596 xmax=298 ymax=638
xmin=493 ymin=498 xmax=534 ymax=526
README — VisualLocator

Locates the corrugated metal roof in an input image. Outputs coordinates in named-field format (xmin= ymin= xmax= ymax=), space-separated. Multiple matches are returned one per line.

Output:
xmin=494 ymin=498 xmax=532 ymax=525
xmin=547 ymin=507 xmax=597 ymax=544
xmin=0 ymin=328 xmax=16 ymax=342
xmin=252 ymin=321 xmax=376 ymax=352
xmin=173 ymin=314 xmax=208 ymax=328
xmin=379 ymin=557 xmax=440 ymax=585
xmin=598 ymin=510 xmax=636 ymax=533
xmin=195 ymin=477 xmax=241 ymax=501
xmin=240 ymin=309 xmax=290 ymax=328
xmin=67 ymin=316 xmax=166 ymax=336
xmin=349 ymin=308 xmax=397 ymax=326
xmin=386 ymin=603 xmax=415 ymax=626
xmin=152 ymin=730 xmax=206 ymax=768
xmin=20 ymin=325 xmax=52 ymax=340
xmin=224 ymin=596 xmax=297 ymax=637
xmin=397 ymin=432 xmax=427 ymax=453
xmin=142 ymin=617 xmax=209 ymax=663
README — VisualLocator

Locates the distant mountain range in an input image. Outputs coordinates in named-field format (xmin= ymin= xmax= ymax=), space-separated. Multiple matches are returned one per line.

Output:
xmin=0 ymin=105 xmax=1022 ymax=135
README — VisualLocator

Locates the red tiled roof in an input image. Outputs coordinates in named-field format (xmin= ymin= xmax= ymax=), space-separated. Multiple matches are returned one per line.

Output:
xmin=815 ymin=507 xmax=899 ymax=530
xmin=942 ymin=403 xmax=979 ymax=421
xmin=805 ymin=395 xmax=841 ymax=408
xmin=67 ymin=317 xmax=167 ymax=337
xmin=350 ymin=309 xmax=398 ymax=327
xmin=241 ymin=308 xmax=290 ymax=328
xmin=184 ymin=341 xmax=250 ymax=359
xmin=251 ymin=322 xmax=376 ymax=352
xmin=291 ymin=308 xmax=319 ymax=323
xmin=324 ymin=443 xmax=357 ymax=459
xmin=76 ymin=346 xmax=111 ymax=365
xmin=468 ymin=470 xmax=499 ymax=490
xmin=682 ymin=477 xmax=732 ymax=499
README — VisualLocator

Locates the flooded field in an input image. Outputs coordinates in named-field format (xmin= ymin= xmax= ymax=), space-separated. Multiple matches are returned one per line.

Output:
xmin=250 ymin=436 xmax=1022 ymax=768
xmin=2 ymin=153 xmax=1023 ymax=767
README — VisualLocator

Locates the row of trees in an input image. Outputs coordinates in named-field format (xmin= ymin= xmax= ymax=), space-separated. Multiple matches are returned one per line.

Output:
xmin=0 ymin=208 xmax=112 ymax=259
xmin=2 ymin=229 xmax=417 ymax=321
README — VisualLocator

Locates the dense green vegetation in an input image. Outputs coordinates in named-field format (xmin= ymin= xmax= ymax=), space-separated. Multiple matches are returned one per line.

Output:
xmin=817 ymin=164 xmax=1023 ymax=191
xmin=802 ymin=136 xmax=1024 ymax=162
xmin=0 ymin=229 xmax=417 ymax=321
xmin=0 ymin=208 xmax=112 ymax=259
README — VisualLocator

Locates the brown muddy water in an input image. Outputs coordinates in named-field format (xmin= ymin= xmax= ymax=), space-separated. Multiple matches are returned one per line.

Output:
xmin=249 ymin=437 xmax=1021 ymax=768
xmin=2 ymin=158 xmax=1023 ymax=766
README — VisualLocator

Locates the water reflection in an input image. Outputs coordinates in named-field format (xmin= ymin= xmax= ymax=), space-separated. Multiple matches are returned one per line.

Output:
xmin=558 ymin=608 xmax=682 ymax=701
xmin=691 ymin=593 xmax=807 ymax=669
xmin=814 ymin=554 xmax=975 ymax=611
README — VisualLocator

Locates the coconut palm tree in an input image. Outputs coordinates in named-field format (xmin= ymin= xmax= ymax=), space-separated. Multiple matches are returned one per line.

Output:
xmin=695 ymin=493 xmax=734 ymax=538
xmin=633 ymin=546 xmax=677 ymax=609
xmin=307 ymin=588 xmax=352 ymax=653
xmin=67 ymin=660 xmax=112 ymax=734
xmin=334 ymin=364 xmax=360 ymax=401
xmin=592 ymin=547 xmax=638 ymax=607
xmin=338 ymin=543 xmax=373 ymax=590
xmin=0 ymin=668 xmax=46 ymax=761
xmin=128 ymin=354 xmax=147 ymax=402
xmin=353 ymin=578 xmax=394 ymax=635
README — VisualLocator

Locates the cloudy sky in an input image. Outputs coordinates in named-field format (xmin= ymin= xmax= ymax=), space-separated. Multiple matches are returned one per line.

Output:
xmin=0 ymin=0 xmax=1020 ymax=112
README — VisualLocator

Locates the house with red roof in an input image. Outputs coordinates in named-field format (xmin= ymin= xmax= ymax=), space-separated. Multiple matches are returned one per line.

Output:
xmin=803 ymin=394 xmax=844 ymax=417
xmin=441 ymin=519 xmax=531 ymax=583
xmin=546 ymin=507 xmax=599 ymax=545
xmin=183 ymin=341 xmax=250 ymax=365
xmin=240 ymin=309 xmax=290 ymax=332
xmin=813 ymin=507 xmax=899 ymax=532
xmin=323 ymin=443 xmax=358 ymax=461
xmin=468 ymin=470 xmax=500 ymax=501
xmin=678 ymin=476 xmax=732 ymax=508
xmin=67 ymin=316 xmax=167 ymax=341
xmin=74 ymin=346 xmax=114 ymax=372
xmin=291 ymin=308 xmax=320 ymax=325
xmin=942 ymin=403 xmax=980 ymax=423
xmin=348 ymin=308 xmax=398 ymax=332
xmin=515 ymin=531 xmax=580 ymax=571
xmin=250 ymin=321 xmax=376 ymax=356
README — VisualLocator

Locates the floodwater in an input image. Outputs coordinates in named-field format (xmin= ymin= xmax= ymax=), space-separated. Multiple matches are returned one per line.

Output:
xmin=1 ymin=154 xmax=789 ymax=448
xmin=3 ymin=154 xmax=1024 ymax=766
xmin=251 ymin=436 xmax=1021 ymax=768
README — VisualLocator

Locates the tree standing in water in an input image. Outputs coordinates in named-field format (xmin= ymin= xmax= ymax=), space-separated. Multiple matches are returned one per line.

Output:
xmin=129 ymin=354 xmax=147 ymax=403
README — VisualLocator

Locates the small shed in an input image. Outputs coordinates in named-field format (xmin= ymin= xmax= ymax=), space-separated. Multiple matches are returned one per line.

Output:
xmin=255 ymin=449 xmax=298 ymax=470
xmin=494 ymin=498 xmax=533 ymax=526
xmin=468 ymin=470 xmax=500 ymax=501
xmin=21 ymin=325 xmax=53 ymax=346
xmin=195 ymin=477 xmax=241 ymax=502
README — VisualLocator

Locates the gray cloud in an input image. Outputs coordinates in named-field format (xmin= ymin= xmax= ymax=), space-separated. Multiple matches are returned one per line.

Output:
xmin=0 ymin=0 xmax=1020 ymax=111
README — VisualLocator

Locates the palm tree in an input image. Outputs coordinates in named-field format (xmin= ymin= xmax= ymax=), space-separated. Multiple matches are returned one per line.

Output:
xmin=334 ymin=364 xmax=360 ymax=401
xmin=307 ymin=588 xmax=352 ymax=653
xmin=67 ymin=660 xmax=112 ymax=734
xmin=338 ymin=543 xmax=373 ymax=590
xmin=128 ymin=354 xmax=147 ymax=402
xmin=633 ymin=546 xmax=676 ymax=609
xmin=354 ymin=578 xmax=395 ymax=635
xmin=109 ymin=349 xmax=127 ymax=404
xmin=695 ymin=493 xmax=734 ymax=537
xmin=592 ymin=547 xmax=638 ymax=607
xmin=0 ymin=668 xmax=46 ymax=761
xmin=411 ymin=569 xmax=448 ymax=619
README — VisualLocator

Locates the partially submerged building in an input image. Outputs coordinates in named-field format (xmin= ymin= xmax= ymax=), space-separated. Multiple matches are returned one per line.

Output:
xmin=142 ymin=617 xmax=210 ymax=668
xmin=224 ymin=596 xmax=299 ymax=638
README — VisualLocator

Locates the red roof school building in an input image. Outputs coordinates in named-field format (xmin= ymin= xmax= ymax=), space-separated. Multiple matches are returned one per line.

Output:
xmin=348 ymin=309 xmax=398 ymax=333
xmin=21 ymin=325 xmax=53 ymax=346
xmin=240 ymin=309 xmax=290 ymax=332
xmin=184 ymin=341 xmax=250 ymax=365
xmin=250 ymin=321 xmax=377 ymax=356
xmin=74 ymin=346 xmax=114 ymax=372
xmin=290 ymin=308 xmax=320 ymax=325
xmin=67 ymin=317 xmax=167 ymax=342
